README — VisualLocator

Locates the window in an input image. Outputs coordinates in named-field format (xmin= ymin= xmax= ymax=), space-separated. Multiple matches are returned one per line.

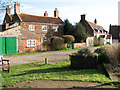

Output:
xmin=42 ymin=26 xmax=47 ymax=31
xmin=29 ymin=25 xmax=35 ymax=31
xmin=44 ymin=36 xmax=47 ymax=41
xmin=27 ymin=39 xmax=36 ymax=47
xmin=53 ymin=26 xmax=58 ymax=32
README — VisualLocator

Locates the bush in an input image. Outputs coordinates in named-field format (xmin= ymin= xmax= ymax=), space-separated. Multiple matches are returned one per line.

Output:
xmin=51 ymin=37 xmax=65 ymax=50
xmin=77 ymin=48 xmax=92 ymax=57
xmin=44 ymin=40 xmax=51 ymax=46
xmin=70 ymin=48 xmax=98 ymax=69
xmin=62 ymin=35 xmax=75 ymax=44
xmin=95 ymin=44 xmax=119 ymax=68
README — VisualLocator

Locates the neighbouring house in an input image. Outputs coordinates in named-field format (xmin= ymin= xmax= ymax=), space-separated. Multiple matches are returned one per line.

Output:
xmin=1 ymin=2 xmax=64 ymax=54
xmin=109 ymin=25 xmax=120 ymax=43
xmin=80 ymin=14 xmax=112 ymax=46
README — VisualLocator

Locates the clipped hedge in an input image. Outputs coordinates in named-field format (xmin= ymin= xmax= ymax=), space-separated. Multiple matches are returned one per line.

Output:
xmin=70 ymin=48 xmax=98 ymax=69
xmin=62 ymin=35 xmax=75 ymax=44
xmin=51 ymin=37 xmax=65 ymax=50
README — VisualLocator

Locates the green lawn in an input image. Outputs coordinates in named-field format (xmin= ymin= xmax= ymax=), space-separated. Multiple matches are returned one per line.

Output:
xmin=2 ymin=60 xmax=111 ymax=87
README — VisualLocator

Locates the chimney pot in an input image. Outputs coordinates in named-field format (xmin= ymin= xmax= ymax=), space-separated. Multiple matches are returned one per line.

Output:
xmin=54 ymin=8 xmax=59 ymax=17
xmin=44 ymin=11 xmax=48 ymax=17
xmin=81 ymin=14 xmax=86 ymax=21
xmin=14 ymin=2 xmax=20 ymax=14
xmin=94 ymin=18 xmax=97 ymax=24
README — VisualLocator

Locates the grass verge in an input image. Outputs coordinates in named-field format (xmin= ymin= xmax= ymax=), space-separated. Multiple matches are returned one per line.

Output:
xmin=2 ymin=60 xmax=111 ymax=87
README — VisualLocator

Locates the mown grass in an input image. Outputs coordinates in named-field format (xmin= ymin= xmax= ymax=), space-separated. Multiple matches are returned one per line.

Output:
xmin=2 ymin=60 xmax=111 ymax=87
xmin=4 ymin=47 xmax=82 ymax=57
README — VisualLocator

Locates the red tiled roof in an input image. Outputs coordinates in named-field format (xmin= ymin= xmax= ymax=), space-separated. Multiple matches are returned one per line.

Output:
xmin=17 ymin=13 xmax=63 ymax=24
xmin=87 ymin=21 xmax=104 ymax=30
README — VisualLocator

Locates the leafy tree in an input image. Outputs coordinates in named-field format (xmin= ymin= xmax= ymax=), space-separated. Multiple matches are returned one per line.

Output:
xmin=74 ymin=22 xmax=87 ymax=43
xmin=47 ymin=25 xmax=56 ymax=38
xmin=64 ymin=19 xmax=74 ymax=35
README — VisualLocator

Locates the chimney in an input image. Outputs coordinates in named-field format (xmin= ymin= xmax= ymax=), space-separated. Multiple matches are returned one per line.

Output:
xmin=81 ymin=14 xmax=86 ymax=21
xmin=14 ymin=2 xmax=20 ymax=14
xmin=94 ymin=18 xmax=97 ymax=24
xmin=6 ymin=6 xmax=11 ymax=15
xmin=44 ymin=11 xmax=48 ymax=17
xmin=54 ymin=8 xmax=59 ymax=17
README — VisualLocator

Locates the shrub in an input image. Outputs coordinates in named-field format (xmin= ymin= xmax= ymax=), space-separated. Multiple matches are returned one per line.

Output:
xmin=95 ymin=44 xmax=119 ymax=69
xmin=51 ymin=37 xmax=65 ymax=50
xmin=70 ymin=48 xmax=98 ymax=69
xmin=62 ymin=35 xmax=75 ymax=44
xmin=44 ymin=40 xmax=51 ymax=46
xmin=77 ymin=48 xmax=92 ymax=57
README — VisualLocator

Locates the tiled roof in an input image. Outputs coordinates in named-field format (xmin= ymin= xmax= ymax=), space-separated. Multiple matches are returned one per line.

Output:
xmin=87 ymin=21 xmax=104 ymax=30
xmin=20 ymin=27 xmax=42 ymax=39
xmin=0 ymin=26 xmax=42 ymax=39
xmin=17 ymin=13 xmax=64 ymax=24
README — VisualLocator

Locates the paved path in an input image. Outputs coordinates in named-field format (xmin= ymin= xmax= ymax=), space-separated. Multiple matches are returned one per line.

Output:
xmin=4 ymin=50 xmax=78 ymax=65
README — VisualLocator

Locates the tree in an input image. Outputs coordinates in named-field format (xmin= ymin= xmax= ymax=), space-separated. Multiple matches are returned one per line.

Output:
xmin=47 ymin=25 xmax=56 ymax=38
xmin=64 ymin=19 xmax=74 ymax=35
xmin=0 ymin=0 xmax=15 ymax=13
xmin=62 ymin=35 xmax=75 ymax=44
xmin=74 ymin=22 xmax=87 ymax=43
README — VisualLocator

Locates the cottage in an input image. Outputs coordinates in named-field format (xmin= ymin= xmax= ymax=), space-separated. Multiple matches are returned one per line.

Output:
xmin=80 ymin=14 xmax=112 ymax=46
xmin=109 ymin=25 xmax=120 ymax=43
xmin=1 ymin=2 xmax=64 ymax=54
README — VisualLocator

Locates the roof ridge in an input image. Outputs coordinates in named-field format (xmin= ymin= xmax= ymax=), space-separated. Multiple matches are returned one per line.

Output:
xmin=19 ymin=13 xmax=58 ymax=19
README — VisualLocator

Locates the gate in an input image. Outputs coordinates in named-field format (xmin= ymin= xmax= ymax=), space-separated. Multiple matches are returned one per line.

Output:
xmin=0 ymin=37 xmax=17 ymax=55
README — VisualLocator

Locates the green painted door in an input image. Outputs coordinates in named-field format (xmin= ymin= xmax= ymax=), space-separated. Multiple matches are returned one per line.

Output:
xmin=70 ymin=43 xmax=73 ymax=49
xmin=6 ymin=37 xmax=17 ymax=54
xmin=0 ymin=37 xmax=6 ymax=55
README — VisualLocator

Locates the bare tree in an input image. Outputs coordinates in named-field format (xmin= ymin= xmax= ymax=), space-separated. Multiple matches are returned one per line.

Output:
xmin=0 ymin=0 xmax=15 ymax=13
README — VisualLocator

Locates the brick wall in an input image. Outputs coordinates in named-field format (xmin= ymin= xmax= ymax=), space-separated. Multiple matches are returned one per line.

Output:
xmin=20 ymin=22 xmax=63 ymax=38
xmin=18 ymin=38 xmax=41 ymax=53
xmin=73 ymin=43 xmax=86 ymax=48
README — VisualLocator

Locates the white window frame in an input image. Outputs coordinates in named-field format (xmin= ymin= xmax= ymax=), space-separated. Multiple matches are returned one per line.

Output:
xmin=29 ymin=25 xmax=35 ymax=31
xmin=53 ymin=26 xmax=58 ymax=32
xmin=27 ymin=39 xmax=36 ymax=47
xmin=42 ymin=26 xmax=47 ymax=31
xmin=44 ymin=36 xmax=47 ymax=41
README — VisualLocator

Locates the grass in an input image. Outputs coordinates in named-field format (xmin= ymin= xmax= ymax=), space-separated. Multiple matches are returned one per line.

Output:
xmin=2 ymin=60 xmax=112 ymax=87
xmin=3 ymin=47 xmax=82 ymax=57
xmin=4 ymin=45 xmax=102 ymax=57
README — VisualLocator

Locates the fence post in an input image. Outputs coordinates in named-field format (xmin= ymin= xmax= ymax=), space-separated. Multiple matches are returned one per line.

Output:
xmin=45 ymin=58 xmax=48 ymax=64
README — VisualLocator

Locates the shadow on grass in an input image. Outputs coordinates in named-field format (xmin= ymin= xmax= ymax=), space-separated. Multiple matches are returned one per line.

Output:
xmin=68 ymin=82 xmax=120 ymax=89
xmin=11 ymin=64 xmax=104 ymax=77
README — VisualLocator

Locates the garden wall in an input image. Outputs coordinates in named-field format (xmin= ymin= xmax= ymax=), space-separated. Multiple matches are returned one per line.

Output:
xmin=73 ymin=43 xmax=86 ymax=48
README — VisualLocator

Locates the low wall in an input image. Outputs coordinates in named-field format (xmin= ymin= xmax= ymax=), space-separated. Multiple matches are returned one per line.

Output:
xmin=73 ymin=43 xmax=86 ymax=48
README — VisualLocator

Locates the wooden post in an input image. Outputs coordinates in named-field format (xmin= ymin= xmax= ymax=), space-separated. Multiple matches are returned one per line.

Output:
xmin=45 ymin=58 xmax=48 ymax=64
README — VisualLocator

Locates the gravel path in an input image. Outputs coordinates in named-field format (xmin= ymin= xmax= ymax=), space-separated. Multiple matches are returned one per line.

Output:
xmin=4 ymin=50 xmax=78 ymax=65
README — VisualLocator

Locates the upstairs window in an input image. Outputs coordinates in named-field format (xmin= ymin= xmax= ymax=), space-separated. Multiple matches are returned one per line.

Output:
xmin=27 ymin=39 xmax=36 ymax=47
xmin=29 ymin=25 xmax=35 ymax=31
xmin=42 ymin=26 xmax=47 ymax=31
xmin=53 ymin=26 xmax=58 ymax=32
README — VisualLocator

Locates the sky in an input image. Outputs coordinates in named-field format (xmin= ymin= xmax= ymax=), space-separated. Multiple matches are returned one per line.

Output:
xmin=0 ymin=0 xmax=119 ymax=31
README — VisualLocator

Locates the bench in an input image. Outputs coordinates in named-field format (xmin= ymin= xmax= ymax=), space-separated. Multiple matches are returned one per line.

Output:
xmin=0 ymin=56 xmax=10 ymax=73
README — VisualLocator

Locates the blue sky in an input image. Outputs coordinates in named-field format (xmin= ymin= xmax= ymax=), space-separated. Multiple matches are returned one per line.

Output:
xmin=0 ymin=0 xmax=119 ymax=31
